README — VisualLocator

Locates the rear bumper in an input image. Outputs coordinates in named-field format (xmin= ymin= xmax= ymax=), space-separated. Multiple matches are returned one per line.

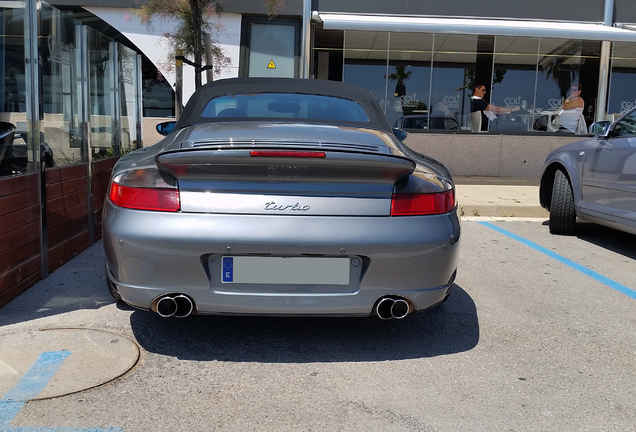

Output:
xmin=103 ymin=200 xmax=460 ymax=316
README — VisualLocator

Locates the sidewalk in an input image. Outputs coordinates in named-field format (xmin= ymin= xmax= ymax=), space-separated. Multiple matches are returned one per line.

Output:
xmin=454 ymin=177 xmax=548 ymax=218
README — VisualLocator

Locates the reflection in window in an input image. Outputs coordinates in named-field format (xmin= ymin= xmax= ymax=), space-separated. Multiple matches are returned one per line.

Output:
xmin=385 ymin=33 xmax=433 ymax=127
xmin=0 ymin=4 xmax=29 ymax=177
xmin=119 ymin=45 xmax=139 ymax=154
xmin=318 ymin=30 xmax=603 ymax=133
xmin=88 ymin=28 xmax=114 ymax=159
xmin=489 ymin=37 xmax=539 ymax=132
xmin=537 ymin=40 xmax=582 ymax=112
xmin=343 ymin=31 xmax=389 ymax=119
xmin=201 ymin=93 xmax=369 ymax=122
xmin=613 ymin=110 xmax=636 ymax=137
xmin=40 ymin=4 xmax=81 ymax=167
xmin=431 ymin=34 xmax=478 ymax=130
xmin=142 ymin=61 xmax=174 ymax=117
xmin=608 ymin=42 xmax=636 ymax=118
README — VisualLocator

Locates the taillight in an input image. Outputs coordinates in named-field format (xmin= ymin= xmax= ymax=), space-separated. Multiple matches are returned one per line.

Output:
xmin=108 ymin=169 xmax=180 ymax=212
xmin=250 ymin=150 xmax=326 ymax=158
xmin=391 ymin=190 xmax=455 ymax=216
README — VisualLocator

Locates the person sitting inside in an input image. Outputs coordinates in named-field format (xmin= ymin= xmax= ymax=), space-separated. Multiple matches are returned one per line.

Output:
xmin=470 ymin=84 xmax=519 ymax=132
xmin=559 ymin=83 xmax=585 ymax=134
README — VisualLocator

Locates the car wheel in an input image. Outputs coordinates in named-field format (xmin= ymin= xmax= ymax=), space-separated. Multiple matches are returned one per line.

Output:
xmin=549 ymin=169 xmax=576 ymax=235
xmin=106 ymin=276 xmax=123 ymax=302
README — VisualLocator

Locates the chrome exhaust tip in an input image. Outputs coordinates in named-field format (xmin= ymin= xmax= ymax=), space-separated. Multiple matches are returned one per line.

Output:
xmin=376 ymin=297 xmax=395 ymax=320
xmin=173 ymin=294 xmax=194 ymax=318
xmin=156 ymin=296 xmax=177 ymax=318
xmin=391 ymin=299 xmax=410 ymax=319
xmin=375 ymin=296 xmax=413 ymax=320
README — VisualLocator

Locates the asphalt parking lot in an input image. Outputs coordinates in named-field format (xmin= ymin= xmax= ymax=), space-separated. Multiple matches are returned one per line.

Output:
xmin=1 ymin=218 xmax=636 ymax=431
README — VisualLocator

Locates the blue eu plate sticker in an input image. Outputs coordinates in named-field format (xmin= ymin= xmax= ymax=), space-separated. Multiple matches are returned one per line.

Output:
xmin=222 ymin=257 xmax=233 ymax=283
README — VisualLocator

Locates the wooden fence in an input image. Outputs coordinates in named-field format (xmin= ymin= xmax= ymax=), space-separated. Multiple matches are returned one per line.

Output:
xmin=0 ymin=157 xmax=117 ymax=307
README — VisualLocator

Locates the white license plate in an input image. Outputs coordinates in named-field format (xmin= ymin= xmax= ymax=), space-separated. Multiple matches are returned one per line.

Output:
xmin=221 ymin=256 xmax=350 ymax=285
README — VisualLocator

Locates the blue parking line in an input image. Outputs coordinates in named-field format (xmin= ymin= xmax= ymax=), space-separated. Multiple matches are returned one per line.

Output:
xmin=480 ymin=221 xmax=636 ymax=300
xmin=0 ymin=351 xmax=123 ymax=432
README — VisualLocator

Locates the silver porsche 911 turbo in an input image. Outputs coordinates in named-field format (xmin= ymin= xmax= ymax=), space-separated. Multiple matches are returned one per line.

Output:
xmin=103 ymin=78 xmax=460 ymax=319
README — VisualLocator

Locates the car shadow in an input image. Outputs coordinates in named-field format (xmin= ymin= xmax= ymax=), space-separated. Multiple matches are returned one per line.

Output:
xmin=542 ymin=220 xmax=636 ymax=259
xmin=129 ymin=284 xmax=479 ymax=363
xmin=574 ymin=222 xmax=636 ymax=259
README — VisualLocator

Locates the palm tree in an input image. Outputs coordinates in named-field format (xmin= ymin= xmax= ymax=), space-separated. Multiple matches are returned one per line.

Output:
xmin=387 ymin=65 xmax=412 ymax=98
xmin=539 ymin=41 xmax=582 ymax=98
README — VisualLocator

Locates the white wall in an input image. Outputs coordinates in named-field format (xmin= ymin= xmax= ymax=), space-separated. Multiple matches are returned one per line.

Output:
xmin=85 ymin=7 xmax=242 ymax=105
xmin=404 ymin=133 xmax=583 ymax=177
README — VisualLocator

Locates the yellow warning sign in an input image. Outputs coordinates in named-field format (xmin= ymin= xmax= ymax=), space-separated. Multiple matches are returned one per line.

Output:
xmin=267 ymin=60 xmax=276 ymax=69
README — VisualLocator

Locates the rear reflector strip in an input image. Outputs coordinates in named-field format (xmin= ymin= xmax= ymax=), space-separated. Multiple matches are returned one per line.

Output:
xmin=391 ymin=190 xmax=455 ymax=216
xmin=250 ymin=150 xmax=326 ymax=158
xmin=109 ymin=183 xmax=180 ymax=212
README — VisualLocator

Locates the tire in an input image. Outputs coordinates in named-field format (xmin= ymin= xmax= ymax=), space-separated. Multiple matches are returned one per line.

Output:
xmin=549 ymin=169 xmax=576 ymax=235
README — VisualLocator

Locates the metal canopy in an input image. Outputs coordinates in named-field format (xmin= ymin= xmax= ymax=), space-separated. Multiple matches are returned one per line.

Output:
xmin=316 ymin=13 xmax=636 ymax=43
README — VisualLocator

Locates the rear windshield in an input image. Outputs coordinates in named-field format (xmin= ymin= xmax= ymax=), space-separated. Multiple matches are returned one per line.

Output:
xmin=200 ymin=93 xmax=370 ymax=123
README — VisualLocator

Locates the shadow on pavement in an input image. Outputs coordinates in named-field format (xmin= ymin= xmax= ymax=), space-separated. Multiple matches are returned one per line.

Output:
xmin=575 ymin=223 xmax=636 ymax=260
xmin=129 ymin=284 xmax=479 ymax=363
xmin=0 ymin=242 xmax=129 ymax=327
xmin=542 ymin=220 xmax=636 ymax=259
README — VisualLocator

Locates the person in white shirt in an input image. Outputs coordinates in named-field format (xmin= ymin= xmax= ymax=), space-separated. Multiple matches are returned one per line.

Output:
xmin=560 ymin=83 xmax=585 ymax=133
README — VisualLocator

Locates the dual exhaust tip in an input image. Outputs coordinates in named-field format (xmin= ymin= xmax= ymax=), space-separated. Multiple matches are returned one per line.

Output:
xmin=375 ymin=296 xmax=413 ymax=320
xmin=154 ymin=293 xmax=411 ymax=320
xmin=155 ymin=294 xmax=195 ymax=318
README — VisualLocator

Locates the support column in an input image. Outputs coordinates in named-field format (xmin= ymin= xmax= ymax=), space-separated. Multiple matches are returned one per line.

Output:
xmin=595 ymin=0 xmax=615 ymax=122
xmin=134 ymin=54 xmax=143 ymax=149
xmin=596 ymin=41 xmax=611 ymax=122
xmin=76 ymin=24 xmax=94 ymax=245
xmin=110 ymin=41 xmax=121 ymax=157
xmin=25 ymin=0 xmax=47 ymax=276
xmin=300 ymin=0 xmax=312 ymax=78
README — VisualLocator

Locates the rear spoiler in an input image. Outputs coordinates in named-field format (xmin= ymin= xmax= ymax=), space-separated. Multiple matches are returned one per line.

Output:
xmin=156 ymin=148 xmax=415 ymax=184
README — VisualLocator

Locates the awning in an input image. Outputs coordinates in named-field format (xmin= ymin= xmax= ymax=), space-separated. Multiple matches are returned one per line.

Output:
xmin=316 ymin=13 xmax=636 ymax=43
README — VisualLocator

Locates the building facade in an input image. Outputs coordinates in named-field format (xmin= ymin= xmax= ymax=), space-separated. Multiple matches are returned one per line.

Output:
xmin=56 ymin=0 xmax=636 ymax=133
xmin=311 ymin=0 xmax=636 ymax=131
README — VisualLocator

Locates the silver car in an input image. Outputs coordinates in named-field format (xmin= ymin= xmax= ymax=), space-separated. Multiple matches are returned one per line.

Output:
xmin=393 ymin=114 xmax=460 ymax=131
xmin=103 ymin=78 xmax=460 ymax=319
xmin=540 ymin=107 xmax=636 ymax=235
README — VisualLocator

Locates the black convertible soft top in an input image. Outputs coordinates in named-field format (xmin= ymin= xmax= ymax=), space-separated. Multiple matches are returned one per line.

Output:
xmin=175 ymin=77 xmax=393 ymax=133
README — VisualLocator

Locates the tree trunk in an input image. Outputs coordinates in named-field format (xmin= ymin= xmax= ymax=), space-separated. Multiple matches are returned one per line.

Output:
xmin=189 ymin=0 xmax=203 ymax=89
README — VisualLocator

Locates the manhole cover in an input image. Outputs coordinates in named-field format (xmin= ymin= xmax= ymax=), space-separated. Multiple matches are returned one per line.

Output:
xmin=0 ymin=328 xmax=140 ymax=399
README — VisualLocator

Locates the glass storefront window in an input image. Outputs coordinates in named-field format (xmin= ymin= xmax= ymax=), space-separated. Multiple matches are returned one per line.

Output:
xmin=40 ymin=3 xmax=80 ymax=167
xmin=0 ymin=3 xmax=28 ymax=177
xmin=118 ymin=44 xmax=139 ymax=154
xmin=431 ymin=34 xmax=478 ymax=130
xmin=1 ymin=5 xmax=25 ymax=113
xmin=386 ymin=33 xmax=433 ymax=128
xmin=536 ymin=39 xmax=582 ymax=112
xmin=343 ymin=31 xmax=390 ymax=119
xmin=1 ymin=1 xmax=144 ymax=178
xmin=490 ymin=36 xmax=540 ymax=132
xmin=318 ymin=29 xmax=603 ymax=134
xmin=141 ymin=58 xmax=174 ymax=117
xmin=87 ymin=28 xmax=114 ymax=158
xmin=608 ymin=42 xmax=636 ymax=119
